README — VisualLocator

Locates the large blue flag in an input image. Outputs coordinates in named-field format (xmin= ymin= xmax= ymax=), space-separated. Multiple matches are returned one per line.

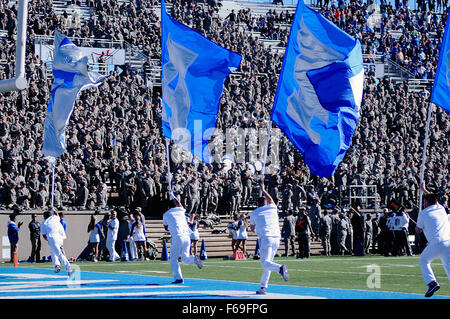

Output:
xmin=42 ymin=31 xmax=105 ymax=160
xmin=161 ymin=0 xmax=242 ymax=163
xmin=271 ymin=0 xmax=364 ymax=177
xmin=431 ymin=13 xmax=450 ymax=113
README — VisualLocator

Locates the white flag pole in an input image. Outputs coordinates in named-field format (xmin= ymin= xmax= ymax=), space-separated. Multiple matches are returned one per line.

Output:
xmin=418 ymin=102 xmax=434 ymax=210
xmin=165 ymin=137 xmax=173 ymax=195
xmin=259 ymin=120 xmax=272 ymax=196
xmin=47 ymin=156 xmax=56 ymax=210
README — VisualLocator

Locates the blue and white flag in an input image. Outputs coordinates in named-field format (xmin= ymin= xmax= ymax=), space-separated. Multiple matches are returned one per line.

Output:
xmin=431 ymin=13 xmax=450 ymax=113
xmin=161 ymin=0 xmax=242 ymax=163
xmin=42 ymin=31 xmax=105 ymax=160
xmin=271 ymin=0 xmax=364 ymax=177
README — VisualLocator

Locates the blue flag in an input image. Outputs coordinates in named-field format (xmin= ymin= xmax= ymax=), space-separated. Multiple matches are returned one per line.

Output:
xmin=42 ymin=31 xmax=105 ymax=160
xmin=161 ymin=0 xmax=242 ymax=163
xmin=271 ymin=0 xmax=364 ymax=177
xmin=431 ymin=13 xmax=450 ymax=113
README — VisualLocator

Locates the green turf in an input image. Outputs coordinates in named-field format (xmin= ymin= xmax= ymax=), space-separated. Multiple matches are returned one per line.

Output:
xmin=2 ymin=255 xmax=449 ymax=296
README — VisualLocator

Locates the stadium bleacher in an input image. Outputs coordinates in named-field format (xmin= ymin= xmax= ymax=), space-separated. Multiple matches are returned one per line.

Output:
xmin=0 ymin=0 xmax=448 ymax=261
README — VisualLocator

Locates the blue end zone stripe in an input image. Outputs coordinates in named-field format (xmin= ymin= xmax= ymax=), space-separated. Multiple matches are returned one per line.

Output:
xmin=0 ymin=267 xmax=449 ymax=299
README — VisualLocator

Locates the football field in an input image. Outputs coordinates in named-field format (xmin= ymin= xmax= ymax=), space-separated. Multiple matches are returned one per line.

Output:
xmin=0 ymin=255 xmax=449 ymax=299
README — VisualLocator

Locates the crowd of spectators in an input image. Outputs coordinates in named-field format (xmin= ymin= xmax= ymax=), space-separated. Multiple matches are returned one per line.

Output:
xmin=0 ymin=0 xmax=448 ymax=221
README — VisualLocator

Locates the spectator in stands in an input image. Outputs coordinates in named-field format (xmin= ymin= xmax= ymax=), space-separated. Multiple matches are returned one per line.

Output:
xmin=0 ymin=0 xmax=447 ymax=240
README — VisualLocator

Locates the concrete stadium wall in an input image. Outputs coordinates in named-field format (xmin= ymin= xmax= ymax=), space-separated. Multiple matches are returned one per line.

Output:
xmin=0 ymin=212 xmax=95 ymax=263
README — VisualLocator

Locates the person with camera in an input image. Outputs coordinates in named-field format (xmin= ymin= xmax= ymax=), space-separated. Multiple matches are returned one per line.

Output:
xmin=392 ymin=207 xmax=413 ymax=256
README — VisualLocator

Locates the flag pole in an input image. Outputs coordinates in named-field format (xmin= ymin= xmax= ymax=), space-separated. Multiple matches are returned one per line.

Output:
xmin=259 ymin=120 xmax=272 ymax=196
xmin=165 ymin=137 xmax=173 ymax=194
xmin=418 ymin=102 xmax=434 ymax=211
xmin=113 ymin=130 xmax=117 ymax=172
xmin=50 ymin=157 xmax=56 ymax=210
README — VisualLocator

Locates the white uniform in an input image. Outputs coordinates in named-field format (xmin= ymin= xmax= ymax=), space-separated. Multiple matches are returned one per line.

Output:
xmin=417 ymin=203 xmax=450 ymax=284
xmin=232 ymin=221 xmax=239 ymax=240
xmin=250 ymin=203 xmax=282 ymax=288
xmin=132 ymin=222 xmax=146 ymax=242
xmin=236 ymin=220 xmax=248 ymax=240
xmin=89 ymin=223 xmax=101 ymax=244
xmin=128 ymin=221 xmax=138 ymax=260
xmin=41 ymin=215 xmax=71 ymax=272
xmin=106 ymin=217 xmax=120 ymax=261
xmin=188 ymin=219 xmax=200 ymax=241
xmin=386 ymin=213 xmax=396 ymax=231
xmin=163 ymin=207 xmax=196 ymax=281
xmin=393 ymin=213 xmax=409 ymax=231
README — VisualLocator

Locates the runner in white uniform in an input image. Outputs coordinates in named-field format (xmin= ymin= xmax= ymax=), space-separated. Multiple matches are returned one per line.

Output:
xmin=416 ymin=186 xmax=450 ymax=298
xmin=163 ymin=194 xmax=203 ymax=284
xmin=249 ymin=181 xmax=289 ymax=295
xmin=41 ymin=210 xmax=73 ymax=277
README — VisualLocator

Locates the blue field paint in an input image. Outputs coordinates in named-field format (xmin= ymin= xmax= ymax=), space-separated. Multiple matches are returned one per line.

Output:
xmin=0 ymin=267 xmax=448 ymax=299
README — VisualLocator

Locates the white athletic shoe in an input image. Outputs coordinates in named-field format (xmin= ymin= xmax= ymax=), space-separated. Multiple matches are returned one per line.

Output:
xmin=54 ymin=265 xmax=61 ymax=273
xmin=280 ymin=264 xmax=290 ymax=281
xmin=194 ymin=255 xmax=203 ymax=269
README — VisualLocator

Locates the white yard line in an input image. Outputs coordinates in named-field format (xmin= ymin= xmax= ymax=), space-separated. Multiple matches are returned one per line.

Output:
xmin=0 ymin=279 xmax=115 ymax=289
xmin=0 ymin=289 xmax=323 ymax=299
xmin=209 ymin=264 xmax=449 ymax=279
xmin=0 ymin=284 xmax=182 ymax=293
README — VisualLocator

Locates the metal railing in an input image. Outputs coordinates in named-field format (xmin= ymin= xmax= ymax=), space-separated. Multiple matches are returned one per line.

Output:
xmin=33 ymin=35 xmax=150 ymax=76
xmin=44 ymin=62 xmax=109 ymax=79
xmin=385 ymin=57 xmax=415 ymax=80
xmin=407 ymin=78 xmax=434 ymax=92
xmin=34 ymin=35 xmax=125 ymax=49
xmin=339 ymin=184 xmax=380 ymax=210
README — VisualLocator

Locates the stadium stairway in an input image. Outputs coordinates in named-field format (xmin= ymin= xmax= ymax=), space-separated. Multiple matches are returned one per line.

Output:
xmin=218 ymin=0 xmax=297 ymax=20
xmin=145 ymin=215 xmax=323 ymax=259
xmin=52 ymin=0 xmax=94 ymax=24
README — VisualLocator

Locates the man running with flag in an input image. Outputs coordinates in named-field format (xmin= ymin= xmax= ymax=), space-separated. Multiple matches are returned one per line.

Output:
xmin=249 ymin=181 xmax=289 ymax=295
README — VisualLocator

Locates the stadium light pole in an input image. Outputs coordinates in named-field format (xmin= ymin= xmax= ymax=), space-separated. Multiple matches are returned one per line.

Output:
xmin=0 ymin=0 xmax=29 ymax=93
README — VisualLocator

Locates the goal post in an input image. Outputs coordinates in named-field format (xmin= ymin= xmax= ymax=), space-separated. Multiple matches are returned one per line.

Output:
xmin=0 ymin=0 xmax=29 ymax=92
